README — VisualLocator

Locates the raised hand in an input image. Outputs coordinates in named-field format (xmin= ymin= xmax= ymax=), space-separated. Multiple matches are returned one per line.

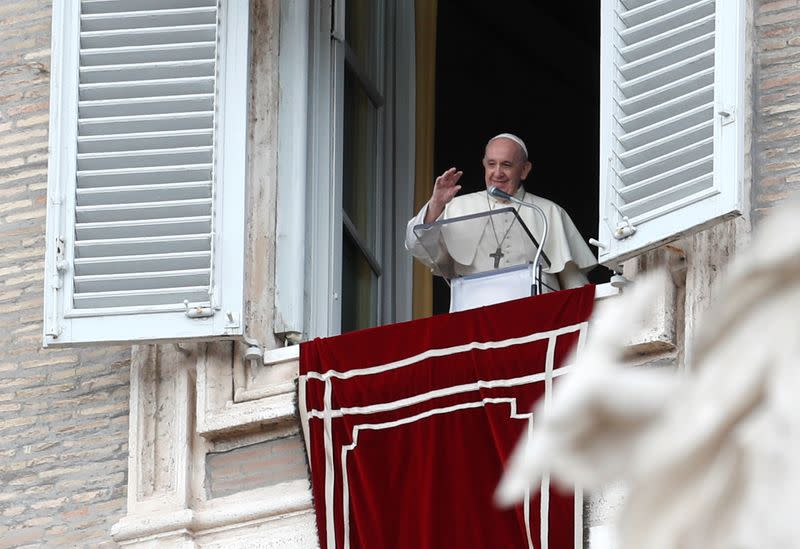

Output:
xmin=424 ymin=167 xmax=463 ymax=223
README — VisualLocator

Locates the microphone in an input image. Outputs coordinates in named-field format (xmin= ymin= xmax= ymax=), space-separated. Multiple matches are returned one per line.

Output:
xmin=487 ymin=186 xmax=513 ymax=200
xmin=486 ymin=185 xmax=550 ymax=296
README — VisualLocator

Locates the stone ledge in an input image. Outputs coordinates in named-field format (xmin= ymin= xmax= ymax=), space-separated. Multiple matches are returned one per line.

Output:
xmin=198 ymin=390 xmax=297 ymax=439
xmin=111 ymin=479 xmax=313 ymax=544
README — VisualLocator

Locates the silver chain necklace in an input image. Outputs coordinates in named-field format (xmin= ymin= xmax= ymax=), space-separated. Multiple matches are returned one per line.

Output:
xmin=486 ymin=190 xmax=525 ymax=269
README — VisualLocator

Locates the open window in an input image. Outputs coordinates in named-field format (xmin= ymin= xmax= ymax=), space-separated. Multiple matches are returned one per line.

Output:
xmin=431 ymin=0 xmax=744 ymax=311
xmin=431 ymin=1 xmax=604 ymax=314
xmin=44 ymin=0 xmax=249 ymax=345
xmin=276 ymin=0 xmax=746 ymax=333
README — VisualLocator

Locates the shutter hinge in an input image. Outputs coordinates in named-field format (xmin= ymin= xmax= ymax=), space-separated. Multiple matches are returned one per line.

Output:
xmin=184 ymin=300 xmax=214 ymax=318
xmin=45 ymin=236 xmax=67 ymax=339
xmin=55 ymin=235 xmax=67 ymax=271
xmin=52 ymin=235 xmax=67 ymax=289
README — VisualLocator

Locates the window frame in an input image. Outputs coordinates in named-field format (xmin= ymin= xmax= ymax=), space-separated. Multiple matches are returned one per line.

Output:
xmin=278 ymin=0 xmax=414 ymax=339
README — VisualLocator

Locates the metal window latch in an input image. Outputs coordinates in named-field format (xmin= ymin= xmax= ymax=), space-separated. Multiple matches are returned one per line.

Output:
xmin=608 ymin=203 xmax=637 ymax=240
xmin=717 ymin=105 xmax=735 ymax=126
xmin=183 ymin=300 xmax=214 ymax=318
xmin=613 ymin=217 xmax=637 ymax=240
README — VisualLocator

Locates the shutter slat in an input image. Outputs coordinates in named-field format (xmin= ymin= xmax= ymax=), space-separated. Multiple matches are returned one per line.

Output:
xmin=618 ymin=66 xmax=713 ymax=114
xmin=78 ymin=129 xmax=213 ymax=153
xmin=618 ymin=102 xmax=713 ymax=149
xmin=617 ymin=155 xmax=713 ymax=202
xmin=80 ymin=42 xmax=216 ymax=66
xmin=73 ymin=286 xmax=210 ymax=309
xmin=625 ymin=187 xmax=718 ymax=226
xmin=619 ymin=0 xmax=707 ymax=28
xmin=81 ymin=8 xmax=217 ymax=32
xmin=620 ymin=0 xmax=662 ymax=11
xmin=74 ymin=269 xmax=211 ymax=293
xmin=618 ymin=0 xmax=715 ymax=45
xmin=79 ymin=76 xmax=215 ymax=101
xmin=75 ymin=234 xmax=212 ymax=258
xmin=619 ymin=14 xmax=714 ymax=62
xmin=74 ymin=251 xmax=211 ymax=276
xmin=618 ymin=31 xmax=714 ymax=81
xmin=618 ymin=136 xmax=713 ymax=184
xmin=620 ymin=173 xmax=714 ymax=220
xmin=619 ymin=120 xmax=713 ymax=167
xmin=81 ymin=0 xmax=217 ymax=15
xmin=76 ymin=164 xmax=212 ymax=187
xmin=77 ymin=146 xmax=213 ymax=170
xmin=80 ymin=25 xmax=216 ymax=49
xmin=618 ymin=84 xmax=712 ymax=132
xmin=80 ymin=60 xmax=215 ymax=84
xmin=618 ymin=49 xmax=714 ymax=99
xmin=75 ymin=216 xmax=212 ymax=240
xmin=75 ymin=198 xmax=212 ymax=223
xmin=79 ymin=95 xmax=214 ymax=119
xmin=77 ymin=182 xmax=212 ymax=205
xmin=79 ymin=112 xmax=213 ymax=136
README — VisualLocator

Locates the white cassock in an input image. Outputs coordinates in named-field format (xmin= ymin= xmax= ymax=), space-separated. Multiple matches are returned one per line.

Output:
xmin=405 ymin=188 xmax=597 ymax=291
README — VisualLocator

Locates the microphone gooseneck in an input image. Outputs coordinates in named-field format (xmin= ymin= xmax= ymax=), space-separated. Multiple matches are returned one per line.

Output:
xmin=486 ymin=185 xmax=549 ymax=296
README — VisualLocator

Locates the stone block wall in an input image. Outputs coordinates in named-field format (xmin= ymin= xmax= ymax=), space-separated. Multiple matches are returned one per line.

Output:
xmin=0 ymin=1 xmax=131 ymax=546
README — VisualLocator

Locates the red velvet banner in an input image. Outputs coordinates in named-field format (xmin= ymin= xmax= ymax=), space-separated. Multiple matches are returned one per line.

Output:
xmin=299 ymin=286 xmax=595 ymax=549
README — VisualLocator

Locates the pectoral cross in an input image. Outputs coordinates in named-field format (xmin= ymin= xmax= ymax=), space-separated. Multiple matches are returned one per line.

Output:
xmin=489 ymin=247 xmax=504 ymax=269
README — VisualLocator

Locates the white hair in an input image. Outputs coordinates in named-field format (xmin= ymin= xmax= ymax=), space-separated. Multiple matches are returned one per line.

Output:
xmin=487 ymin=133 xmax=528 ymax=160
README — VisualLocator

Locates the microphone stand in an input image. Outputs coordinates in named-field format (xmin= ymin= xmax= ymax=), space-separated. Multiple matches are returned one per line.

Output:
xmin=487 ymin=187 xmax=549 ymax=296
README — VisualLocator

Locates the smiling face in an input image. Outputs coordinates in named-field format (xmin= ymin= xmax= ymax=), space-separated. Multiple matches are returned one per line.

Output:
xmin=482 ymin=138 xmax=532 ymax=197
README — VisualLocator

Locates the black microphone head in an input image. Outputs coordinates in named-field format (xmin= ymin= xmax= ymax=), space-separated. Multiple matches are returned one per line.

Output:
xmin=488 ymin=186 xmax=512 ymax=199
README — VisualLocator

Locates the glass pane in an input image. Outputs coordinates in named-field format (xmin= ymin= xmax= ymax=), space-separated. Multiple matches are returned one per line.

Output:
xmin=345 ymin=0 xmax=377 ymax=81
xmin=341 ymin=229 xmax=377 ymax=333
xmin=342 ymin=65 xmax=377 ymax=248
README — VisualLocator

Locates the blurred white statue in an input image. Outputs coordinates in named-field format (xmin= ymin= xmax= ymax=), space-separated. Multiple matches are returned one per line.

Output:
xmin=497 ymin=201 xmax=800 ymax=549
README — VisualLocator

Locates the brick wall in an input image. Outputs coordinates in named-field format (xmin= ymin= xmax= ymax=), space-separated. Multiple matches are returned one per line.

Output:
xmin=205 ymin=435 xmax=308 ymax=500
xmin=755 ymin=0 xmax=800 ymax=221
xmin=0 ymin=2 xmax=131 ymax=546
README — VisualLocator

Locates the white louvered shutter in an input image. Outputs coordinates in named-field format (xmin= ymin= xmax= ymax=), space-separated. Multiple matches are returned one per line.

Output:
xmin=598 ymin=0 xmax=744 ymax=265
xmin=44 ymin=0 xmax=248 ymax=346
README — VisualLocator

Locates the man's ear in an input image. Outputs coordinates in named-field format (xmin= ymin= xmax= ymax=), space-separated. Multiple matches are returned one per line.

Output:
xmin=521 ymin=161 xmax=532 ymax=180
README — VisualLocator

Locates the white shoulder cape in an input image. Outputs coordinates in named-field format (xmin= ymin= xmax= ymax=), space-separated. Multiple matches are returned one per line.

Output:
xmin=440 ymin=190 xmax=596 ymax=274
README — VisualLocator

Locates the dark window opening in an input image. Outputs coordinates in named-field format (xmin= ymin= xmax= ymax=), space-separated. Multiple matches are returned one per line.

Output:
xmin=433 ymin=0 xmax=611 ymax=314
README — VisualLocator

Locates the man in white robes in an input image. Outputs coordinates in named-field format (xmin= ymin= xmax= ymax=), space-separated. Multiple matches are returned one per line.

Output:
xmin=405 ymin=133 xmax=596 ymax=292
